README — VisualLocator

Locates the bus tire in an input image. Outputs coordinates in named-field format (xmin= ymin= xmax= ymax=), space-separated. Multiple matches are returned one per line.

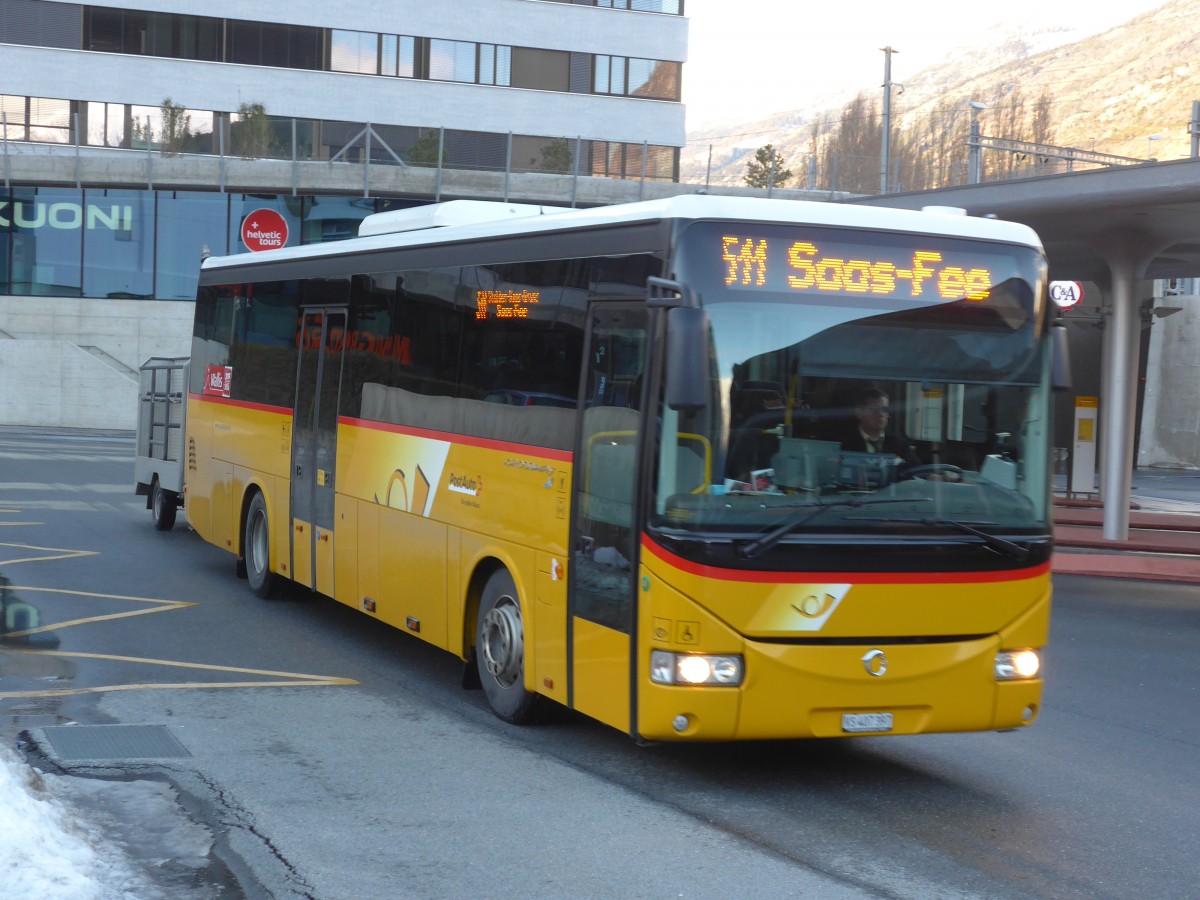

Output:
xmin=244 ymin=491 xmax=275 ymax=599
xmin=476 ymin=568 xmax=539 ymax=724
xmin=151 ymin=478 xmax=177 ymax=532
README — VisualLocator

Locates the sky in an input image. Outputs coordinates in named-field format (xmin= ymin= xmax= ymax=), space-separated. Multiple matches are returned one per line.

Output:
xmin=682 ymin=0 xmax=1171 ymax=132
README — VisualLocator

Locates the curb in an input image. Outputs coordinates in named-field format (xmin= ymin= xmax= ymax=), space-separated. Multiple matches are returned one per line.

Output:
xmin=1052 ymin=551 xmax=1200 ymax=584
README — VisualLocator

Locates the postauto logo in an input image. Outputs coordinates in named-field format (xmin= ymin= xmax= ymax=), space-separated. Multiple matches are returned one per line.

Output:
xmin=0 ymin=200 xmax=133 ymax=232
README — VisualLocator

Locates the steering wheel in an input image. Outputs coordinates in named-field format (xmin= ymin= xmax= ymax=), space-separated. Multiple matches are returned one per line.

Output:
xmin=903 ymin=463 xmax=963 ymax=482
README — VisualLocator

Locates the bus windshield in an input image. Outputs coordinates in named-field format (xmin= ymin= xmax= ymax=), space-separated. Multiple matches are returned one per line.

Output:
xmin=651 ymin=220 xmax=1051 ymax=543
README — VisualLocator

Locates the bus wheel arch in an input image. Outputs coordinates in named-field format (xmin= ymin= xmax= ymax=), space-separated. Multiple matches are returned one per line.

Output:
xmin=241 ymin=487 xmax=275 ymax=599
xmin=473 ymin=564 xmax=540 ymax=724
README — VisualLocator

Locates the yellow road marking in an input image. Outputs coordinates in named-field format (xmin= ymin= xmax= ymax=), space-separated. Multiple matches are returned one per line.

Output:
xmin=3 ymin=585 xmax=194 ymax=638
xmin=1 ymin=585 xmax=360 ymax=696
xmin=0 ymin=647 xmax=357 ymax=697
xmin=0 ymin=541 xmax=98 ymax=566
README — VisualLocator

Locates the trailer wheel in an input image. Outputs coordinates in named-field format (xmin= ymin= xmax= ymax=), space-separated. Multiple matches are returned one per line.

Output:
xmin=151 ymin=478 xmax=177 ymax=532
xmin=244 ymin=492 xmax=275 ymax=598
xmin=476 ymin=568 xmax=540 ymax=724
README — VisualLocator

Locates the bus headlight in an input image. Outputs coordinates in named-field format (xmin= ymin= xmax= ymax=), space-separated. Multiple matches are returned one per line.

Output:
xmin=651 ymin=651 xmax=744 ymax=686
xmin=995 ymin=649 xmax=1041 ymax=680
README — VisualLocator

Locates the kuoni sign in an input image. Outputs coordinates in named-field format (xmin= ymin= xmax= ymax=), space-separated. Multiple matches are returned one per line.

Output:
xmin=1050 ymin=281 xmax=1084 ymax=309
xmin=241 ymin=208 xmax=289 ymax=252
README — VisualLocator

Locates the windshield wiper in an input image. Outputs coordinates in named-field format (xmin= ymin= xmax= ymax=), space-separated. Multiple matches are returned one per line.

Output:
xmin=735 ymin=497 xmax=930 ymax=560
xmin=864 ymin=515 xmax=1032 ymax=561
xmin=920 ymin=517 xmax=1031 ymax=562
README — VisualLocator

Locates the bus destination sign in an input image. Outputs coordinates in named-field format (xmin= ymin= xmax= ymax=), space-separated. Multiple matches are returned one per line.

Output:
xmin=476 ymin=289 xmax=540 ymax=320
xmin=721 ymin=234 xmax=994 ymax=302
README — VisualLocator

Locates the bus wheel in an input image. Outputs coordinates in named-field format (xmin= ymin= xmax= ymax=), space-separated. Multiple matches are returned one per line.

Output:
xmin=151 ymin=478 xmax=177 ymax=532
xmin=244 ymin=492 xmax=275 ymax=599
xmin=476 ymin=569 xmax=539 ymax=724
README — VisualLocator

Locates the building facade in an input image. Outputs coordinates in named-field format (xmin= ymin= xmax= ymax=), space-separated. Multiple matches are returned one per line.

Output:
xmin=1 ymin=0 xmax=689 ymax=426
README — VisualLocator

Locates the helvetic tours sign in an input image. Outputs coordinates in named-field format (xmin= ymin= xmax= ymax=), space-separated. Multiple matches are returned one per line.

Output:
xmin=241 ymin=209 xmax=289 ymax=252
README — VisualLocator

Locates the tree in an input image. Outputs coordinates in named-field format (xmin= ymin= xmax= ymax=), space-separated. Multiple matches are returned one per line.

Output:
xmin=232 ymin=102 xmax=275 ymax=159
xmin=407 ymin=131 xmax=447 ymax=168
xmin=537 ymin=138 xmax=573 ymax=174
xmin=818 ymin=93 xmax=881 ymax=194
xmin=744 ymin=144 xmax=792 ymax=189
xmin=159 ymin=97 xmax=191 ymax=156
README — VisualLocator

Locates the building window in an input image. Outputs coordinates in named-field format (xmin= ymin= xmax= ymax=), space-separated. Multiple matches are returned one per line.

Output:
xmin=478 ymin=44 xmax=512 ymax=86
xmin=593 ymin=55 xmax=625 ymax=95
xmin=156 ymin=191 xmax=232 ymax=300
xmin=511 ymin=47 xmax=570 ymax=91
xmin=331 ymin=29 xmax=378 ymax=74
xmin=0 ymin=187 xmax=83 ymax=297
xmin=429 ymin=39 xmax=478 ymax=83
xmin=83 ymin=8 xmax=220 ymax=61
xmin=1 ymin=95 xmax=73 ymax=143
xmin=381 ymin=34 xmax=418 ymax=78
xmin=594 ymin=55 xmax=678 ymax=100
xmin=593 ymin=0 xmax=683 ymax=12
xmin=589 ymin=140 xmax=678 ymax=181
xmin=628 ymin=58 xmax=679 ymax=100
xmin=227 ymin=21 xmax=321 ymax=70
xmin=82 ymin=189 xmax=155 ymax=299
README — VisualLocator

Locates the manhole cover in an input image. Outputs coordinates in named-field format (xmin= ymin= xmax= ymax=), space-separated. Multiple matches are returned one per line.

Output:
xmin=41 ymin=724 xmax=192 ymax=761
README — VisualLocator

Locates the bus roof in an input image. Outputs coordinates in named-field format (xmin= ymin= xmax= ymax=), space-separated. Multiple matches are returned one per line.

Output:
xmin=203 ymin=195 xmax=1044 ymax=271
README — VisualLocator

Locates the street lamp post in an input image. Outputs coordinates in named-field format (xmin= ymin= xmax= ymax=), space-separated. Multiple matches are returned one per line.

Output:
xmin=881 ymin=46 xmax=897 ymax=195
xmin=1147 ymin=133 xmax=1164 ymax=161
xmin=968 ymin=101 xmax=985 ymax=184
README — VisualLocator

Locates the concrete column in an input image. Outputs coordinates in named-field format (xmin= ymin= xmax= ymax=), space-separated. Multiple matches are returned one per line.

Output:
xmin=1093 ymin=229 xmax=1169 ymax=540
xmin=1100 ymin=256 xmax=1139 ymax=540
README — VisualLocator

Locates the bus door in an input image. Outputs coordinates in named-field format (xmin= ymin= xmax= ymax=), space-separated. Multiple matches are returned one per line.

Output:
xmin=291 ymin=307 xmax=347 ymax=595
xmin=569 ymin=302 xmax=647 ymax=734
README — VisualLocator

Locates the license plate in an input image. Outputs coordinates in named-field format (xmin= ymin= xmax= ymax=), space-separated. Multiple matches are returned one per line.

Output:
xmin=842 ymin=712 xmax=894 ymax=733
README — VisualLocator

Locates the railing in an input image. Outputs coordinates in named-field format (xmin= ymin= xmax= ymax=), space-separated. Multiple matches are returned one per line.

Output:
xmin=1 ymin=110 xmax=678 ymax=199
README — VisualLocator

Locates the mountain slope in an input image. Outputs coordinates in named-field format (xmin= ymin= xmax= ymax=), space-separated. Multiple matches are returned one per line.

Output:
xmin=683 ymin=0 xmax=1200 ymax=189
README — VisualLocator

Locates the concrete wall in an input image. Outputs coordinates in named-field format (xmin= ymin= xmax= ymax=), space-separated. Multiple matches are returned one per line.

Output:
xmin=1138 ymin=294 xmax=1200 ymax=468
xmin=0 ymin=297 xmax=193 ymax=430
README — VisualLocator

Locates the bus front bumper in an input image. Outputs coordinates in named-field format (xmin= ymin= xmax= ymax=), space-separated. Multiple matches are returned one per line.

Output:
xmin=637 ymin=635 xmax=1042 ymax=741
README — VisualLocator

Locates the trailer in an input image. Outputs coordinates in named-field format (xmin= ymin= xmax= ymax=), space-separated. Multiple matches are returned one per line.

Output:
xmin=134 ymin=356 xmax=188 ymax=530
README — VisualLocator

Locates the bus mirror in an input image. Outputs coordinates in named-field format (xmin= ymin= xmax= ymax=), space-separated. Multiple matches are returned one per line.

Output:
xmin=666 ymin=306 xmax=709 ymax=412
xmin=1052 ymin=323 xmax=1072 ymax=392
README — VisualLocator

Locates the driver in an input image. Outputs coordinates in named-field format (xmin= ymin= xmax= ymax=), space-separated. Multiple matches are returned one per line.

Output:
xmin=842 ymin=387 xmax=920 ymax=468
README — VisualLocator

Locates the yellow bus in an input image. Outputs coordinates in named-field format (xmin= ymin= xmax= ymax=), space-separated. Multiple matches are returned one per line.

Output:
xmin=184 ymin=196 xmax=1055 ymax=740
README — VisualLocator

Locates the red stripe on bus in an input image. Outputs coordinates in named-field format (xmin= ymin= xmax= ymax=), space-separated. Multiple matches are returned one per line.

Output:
xmin=339 ymin=416 xmax=574 ymax=462
xmin=641 ymin=535 xmax=1050 ymax=584
xmin=188 ymin=393 xmax=293 ymax=416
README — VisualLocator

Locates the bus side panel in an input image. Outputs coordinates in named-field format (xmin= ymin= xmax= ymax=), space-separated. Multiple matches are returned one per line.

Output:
xmin=333 ymin=493 xmax=358 ymax=608
xmin=292 ymin=515 xmax=312 ymax=588
xmin=271 ymin=475 xmax=292 ymax=581
xmin=315 ymin=521 xmax=335 ymax=597
xmin=183 ymin=395 xmax=214 ymax=544
xmin=212 ymin=460 xmax=235 ymax=555
xmin=188 ymin=396 xmax=293 ymax=561
xmin=354 ymin=499 xmax=380 ymax=615
xmin=377 ymin=509 xmax=449 ymax=647
xmin=534 ymin=552 xmax=568 ymax=706
xmin=572 ymin=619 xmax=631 ymax=731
